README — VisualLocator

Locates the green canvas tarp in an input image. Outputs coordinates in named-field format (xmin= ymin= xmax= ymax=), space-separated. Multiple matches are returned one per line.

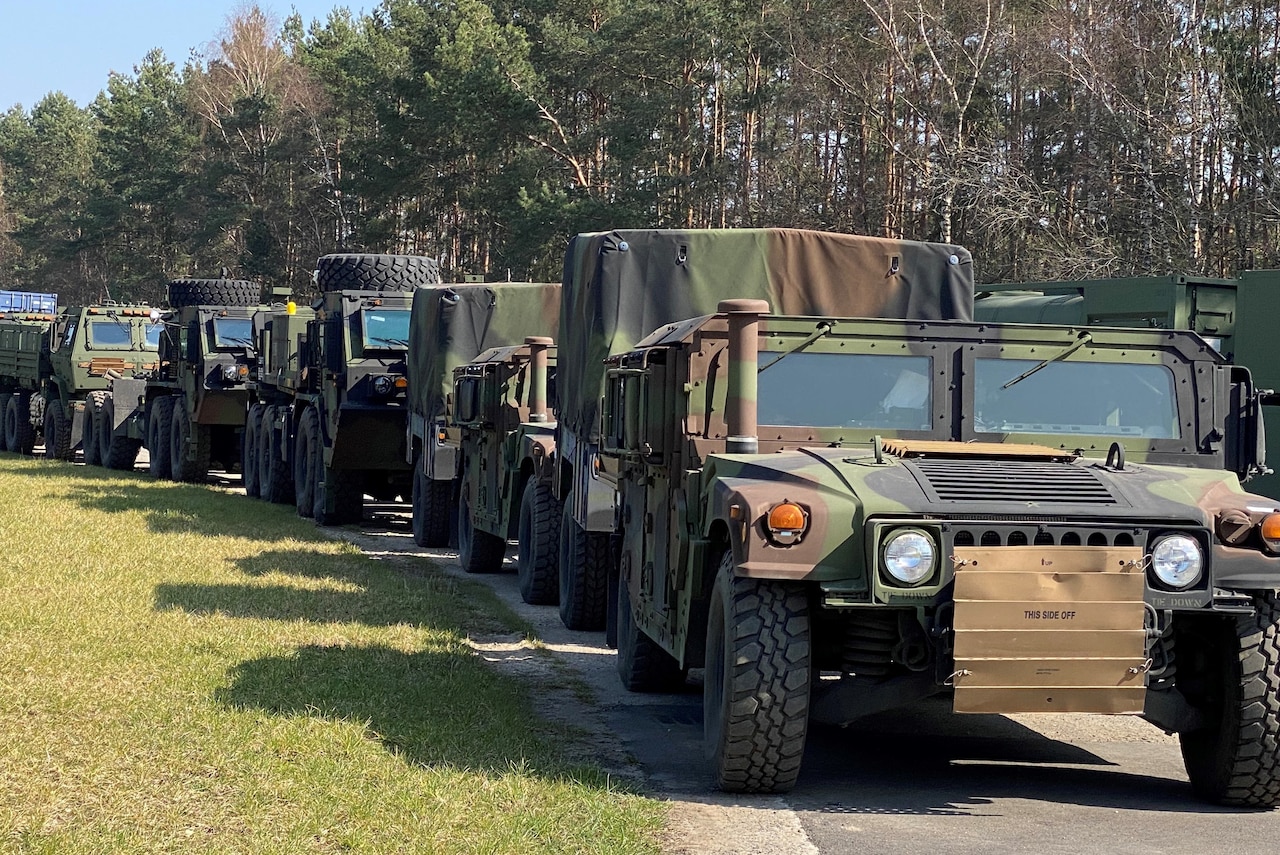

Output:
xmin=557 ymin=228 xmax=975 ymax=441
xmin=407 ymin=282 xmax=562 ymax=424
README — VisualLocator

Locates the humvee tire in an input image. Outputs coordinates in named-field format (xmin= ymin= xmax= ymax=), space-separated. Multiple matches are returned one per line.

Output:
xmin=705 ymin=551 xmax=810 ymax=794
xmin=100 ymin=395 xmax=141 ymax=470
xmin=617 ymin=572 xmax=686 ymax=692
xmin=6 ymin=394 xmax=35 ymax=456
xmin=293 ymin=407 xmax=320 ymax=518
xmin=316 ymin=254 xmax=441 ymax=293
xmin=313 ymin=465 xmax=362 ymax=526
xmin=83 ymin=391 xmax=105 ymax=466
xmin=0 ymin=393 xmax=11 ymax=452
xmin=167 ymin=277 xmax=260 ymax=309
xmin=1180 ymin=591 xmax=1280 ymax=807
xmin=458 ymin=479 xmax=505 ymax=573
xmin=558 ymin=497 xmax=609 ymax=631
xmin=411 ymin=463 xmax=451 ymax=547
xmin=148 ymin=396 xmax=174 ymax=480
xmin=241 ymin=404 xmax=262 ymax=497
xmin=517 ymin=479 xmax=560 ymax=605
xmin=44 ymin=399 xmax=73 ymax=461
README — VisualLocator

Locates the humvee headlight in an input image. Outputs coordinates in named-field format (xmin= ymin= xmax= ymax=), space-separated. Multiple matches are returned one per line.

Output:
xmin=765 ymin=502 xmax=808 ymax=545
xmin=1260 ymin=514 xmax=1280 ymax=552
xmin=882 ymin=529 xmax=936 ymax=586
xmin=1150 ymin=535 xmax=1203 ymax=589
xmin=372 ymin=375 xmax=394 ymax=396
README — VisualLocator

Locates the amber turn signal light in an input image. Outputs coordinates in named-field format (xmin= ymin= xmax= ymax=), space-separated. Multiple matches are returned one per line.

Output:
xmin=766 ymin=501 xmax=808 ymax=545
xmin=1261 ymin=513 xmax=1280 ymax=552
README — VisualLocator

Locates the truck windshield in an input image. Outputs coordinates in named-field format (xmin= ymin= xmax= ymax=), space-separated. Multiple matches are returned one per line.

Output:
xmin=87 ymin=320 xmax=133 ymax=349
xmin=361 ymin=309 xmax=411 ymax=349
xmin=974 ymin=358 xmax=1180 ymax=438
xmin=211 ymin=317 xmax=254 ymax=348
xmin=757 ymin=351 xmax=933 ymax=430
xmin=145 ymin=322 xmax=163 ymax=349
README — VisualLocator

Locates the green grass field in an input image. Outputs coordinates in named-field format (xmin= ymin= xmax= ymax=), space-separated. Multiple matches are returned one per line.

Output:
xmin=0 ymin=457 xmax=664 ymax=854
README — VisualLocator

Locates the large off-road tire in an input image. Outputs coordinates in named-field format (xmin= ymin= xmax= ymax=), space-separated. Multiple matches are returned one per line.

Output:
xmin=44 ymin=398 xmax=73 ymax=461
xmin=6 ymin=394 xmax=35 ymax=456
xmin=517 ymin=478 xmax=561 ymax=605
xmin=558 ymin=497 xmax=610 ymax=631
xmin=705 ymin=551 xmax=811 ymax=794
xmin=314 ymin=464 xmax=363 ymax=526
xmin=258 ymin=406 xmax=294 ymax=504
xmin=169 ymin=400 xmax=211 ymax=483
xmin=411 ymin=463 xmax=452 ymax=548
xmin=83 ymin=391 xmax=105 ymax=466
xmin=100 ymin=395 xmax=142 ymax=471
xmin=293 ymin=407 xmax=320 ymax=519
xmin=241 ymin=403 xmax=262 ymax=497
xmin=315 ymin=253 xmax=442 ymax=292
xmin=1180 ymin=591 xmax=1280 ymax=807
xmin=457 ymin=478 xmax=506 ymax=573
xmin=167 ymin=277 xmax=260 ymax=309
xmin=617 ymin=570 xmax=686 ymax=692
xmin=148 ymin=396 xmax=174 ymax=480
xmin=0 ymin=393 xmax=11 ymax=452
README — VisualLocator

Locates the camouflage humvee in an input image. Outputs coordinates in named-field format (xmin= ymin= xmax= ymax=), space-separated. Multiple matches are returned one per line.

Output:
xmin=602 ymin=299 xmax=1280 ymax=805
xmin=555 ymin=229 xmax=974 ymax=630
xmin=404 ymin=283 xmax=561 ymax=550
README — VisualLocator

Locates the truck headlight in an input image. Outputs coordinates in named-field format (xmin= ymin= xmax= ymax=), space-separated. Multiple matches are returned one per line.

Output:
xmin=882 ymin=528 xmax=936 ymax=586
xmin=1150 ymin=534 xmax=1203 ymax=589
xmin=222 ymin=364 xmax=239 ymax=382
xmin=372 ymin=375 xmax=394 ymax=396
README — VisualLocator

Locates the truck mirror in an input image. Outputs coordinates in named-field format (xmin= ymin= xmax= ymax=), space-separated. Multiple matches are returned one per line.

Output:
xmin=456 ymin=378 xmax=480 ymax=425
xmin=1226 ymin=366 xmax=1269 ymax=483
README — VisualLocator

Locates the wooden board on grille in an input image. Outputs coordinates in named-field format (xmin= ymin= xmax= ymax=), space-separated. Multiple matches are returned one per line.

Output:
xmin=951 ymin=545 xmax=1149 ymax=714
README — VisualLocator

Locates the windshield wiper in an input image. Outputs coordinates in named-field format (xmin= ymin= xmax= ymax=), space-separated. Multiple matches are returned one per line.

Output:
xmin=758 ymin=321 xmax=834 ymax=374
xmin=1001 ymin=331 xmax=1093 ymax=389
xmin=369 ymin=337 xmax=409 ymax=348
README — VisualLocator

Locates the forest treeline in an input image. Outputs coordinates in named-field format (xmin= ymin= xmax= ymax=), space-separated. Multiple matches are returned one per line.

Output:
xmin=1 ymin=0 xmax=1278 ymax=306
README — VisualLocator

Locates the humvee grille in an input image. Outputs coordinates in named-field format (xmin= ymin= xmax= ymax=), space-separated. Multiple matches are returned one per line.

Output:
xmin=908 ymin=458 xmax=1117 ymax=505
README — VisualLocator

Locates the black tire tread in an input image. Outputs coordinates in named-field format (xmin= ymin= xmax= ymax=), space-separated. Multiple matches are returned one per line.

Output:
xmin=459 ymin=484 xmax=506 ymax=573
xmin=617 ymin=573 xmax=685 ymax=692
xmin=167 ymin=277 xmax=260 ymax=309
xmin=83 ymin=391 xmax=105 ymax=466
xmin=315 ymin=254 xmax=441 ymax=292
xmin=149 ymin=397 xmax=173 ymax=480
xmin=315 ymin=465 xmax=362 ymax=526
xmin=0 ymin=392 xmax=12 ymax=452
xmin=241 ymin=404 xmax=262 ymax=497
xmin=294 ymin=407 xmax=319 ymax=519
xmin=559 ymin=503 xmax=610 ymax=631
xmin=6 ymin=394 xmax=35 ymax=456
xmin=45 ymin=398 xmax=73 ymax=461
xmin=517 ymin=479 xmax=561 ymax=605
xmin=100 ymin=395 xmax=141 ymax=471
xmin=412 ymin=465 xmax=452 ymax=548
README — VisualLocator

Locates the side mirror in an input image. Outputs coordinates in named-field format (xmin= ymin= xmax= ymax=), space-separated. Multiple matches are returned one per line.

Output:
xmin=1225 ymin=366 xmax=1270 ymax=483
xmin=455 ymin=377 xmax=481 ymax=425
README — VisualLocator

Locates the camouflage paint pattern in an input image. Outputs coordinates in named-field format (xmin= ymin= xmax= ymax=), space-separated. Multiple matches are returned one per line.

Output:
xmin=604 ymin=308 xmax=1280 ymax=727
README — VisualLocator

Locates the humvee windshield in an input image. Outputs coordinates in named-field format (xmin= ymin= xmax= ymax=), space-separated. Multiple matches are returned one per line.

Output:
xmin=360 ymin=309 xmax=410 ymax=350
xmin=974 ymin=358 xmax=1179 ymax=438
xmin=757 ymin=352 xmax=933 ymax=430
xmin=211 ymin=317 xmax=254 ymax=348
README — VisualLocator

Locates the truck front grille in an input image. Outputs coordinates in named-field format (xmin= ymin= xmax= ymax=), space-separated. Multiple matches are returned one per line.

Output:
xmin=949 ymin=523 xmax=1139 ymax=549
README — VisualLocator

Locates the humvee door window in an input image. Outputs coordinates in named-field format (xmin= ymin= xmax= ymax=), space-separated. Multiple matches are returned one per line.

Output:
xmin=757 ymin=352 xmax=932 ymax=430
xmin=87 ymin=320 xmax=132 ymax=349
xmin=212 ymin=317 xmax=254 ymax=348
xmin=361 ymin=309 xmax=411 ymax=349
xmin=975 ymin=358 xmax=1179 ymax=438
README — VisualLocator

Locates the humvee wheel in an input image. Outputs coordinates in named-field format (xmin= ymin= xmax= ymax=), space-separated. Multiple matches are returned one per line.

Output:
xmin=6 ymin=394 xmax=35 ymax=456
xmin=1180 ymin=591 xmax=1280 ymax=807
xmin=45 ymin=399 xmax=73 ymax=461
xmin=411 ymin=464 xmax=452 ymax=548
xmin=293 ymin=407 xmax=320 ymax=518
xmin=148 ymin=396 xmax=174 ymax=480
xmin=314 ymin=465 xmax=362 ymax=526
xmin=83 ymin=391 xmax=105 ymax=466
xmin=100 ymin=395 xmax=141 ymax=471
xmin=705 ymin=551 xmax=811 ymax=794
xmin=0 ymin=393 xmax=11 ymax=452
xmin=558 ymin=496 xmax=609 ymax=631
xmin=458 ymin=477 xmax=505 ymax=573
xmin=516 ymin=479 xmax=560 ymax=604
xmin=241 ymin=404 xmax=262 ymax=497
xmin=617 ymin=570 xmax=686 ymax=692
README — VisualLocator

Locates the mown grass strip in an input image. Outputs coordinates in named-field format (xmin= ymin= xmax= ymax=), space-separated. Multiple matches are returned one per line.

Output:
xmin=0 ymin=457 xmax=664 ymax=854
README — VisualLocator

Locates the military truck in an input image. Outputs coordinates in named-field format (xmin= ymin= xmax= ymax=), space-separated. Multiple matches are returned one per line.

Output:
xmin=439 ymin=283 xmax=561 ymax=589
xmin=974 ymin=271 xmax=1280 ymax=499
xmin=554 ymin=229 xmax=974 ymax=631
xmin=0 ymin=291 xmax=58 ymax=455
xmin=602 ymin=297 xmax=1280 ymax=806
xmin=250 ymin=253 xmax=441 ymax=524
xmin=93 ymin=277 xmax=264 ymax=480
xmin=404 ymin=283 xmax=560 ymax=552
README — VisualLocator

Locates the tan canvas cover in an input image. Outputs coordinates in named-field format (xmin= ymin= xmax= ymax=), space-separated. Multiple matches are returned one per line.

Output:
xmin=407 ymin=282 xmax=561 ymax=423
xmin=557 ymin=228 xmax=975 ymax=441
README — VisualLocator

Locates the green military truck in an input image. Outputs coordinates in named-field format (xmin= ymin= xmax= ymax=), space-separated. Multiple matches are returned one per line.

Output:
xmin=404 ymin=283 xmax=560 ymax=551
xmin=554 ymin=229 xmax=975 ymax=631
xmin=94 ymin=277 xmax=264 ymax=480
xmin=250 ymin=253 xmax=440 ymax=524
xmin=602 ymin=295 xmax=1280 ymax=806
xmin=442 ymin=283 xmax=562 ymax=591
xmin=974 ymin=271 xmax=1280 ymax=499
xmin=0 ymin=292 xmax=58 ymax=455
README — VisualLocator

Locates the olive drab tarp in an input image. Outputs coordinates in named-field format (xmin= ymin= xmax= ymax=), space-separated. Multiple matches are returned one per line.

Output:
xmin=407 ymin=282 xmax=562 ymax=424
xmin=556 ymin=228 xmax=975 ymax=442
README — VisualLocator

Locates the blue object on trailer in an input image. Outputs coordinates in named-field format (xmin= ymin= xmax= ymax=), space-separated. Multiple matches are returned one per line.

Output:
xmin=0 ymin=290 xmax=58 ymax=313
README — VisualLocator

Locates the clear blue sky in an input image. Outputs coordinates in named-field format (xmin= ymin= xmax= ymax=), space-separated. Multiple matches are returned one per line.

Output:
xmin=0 ymin=1 xmax=368 ymax=112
